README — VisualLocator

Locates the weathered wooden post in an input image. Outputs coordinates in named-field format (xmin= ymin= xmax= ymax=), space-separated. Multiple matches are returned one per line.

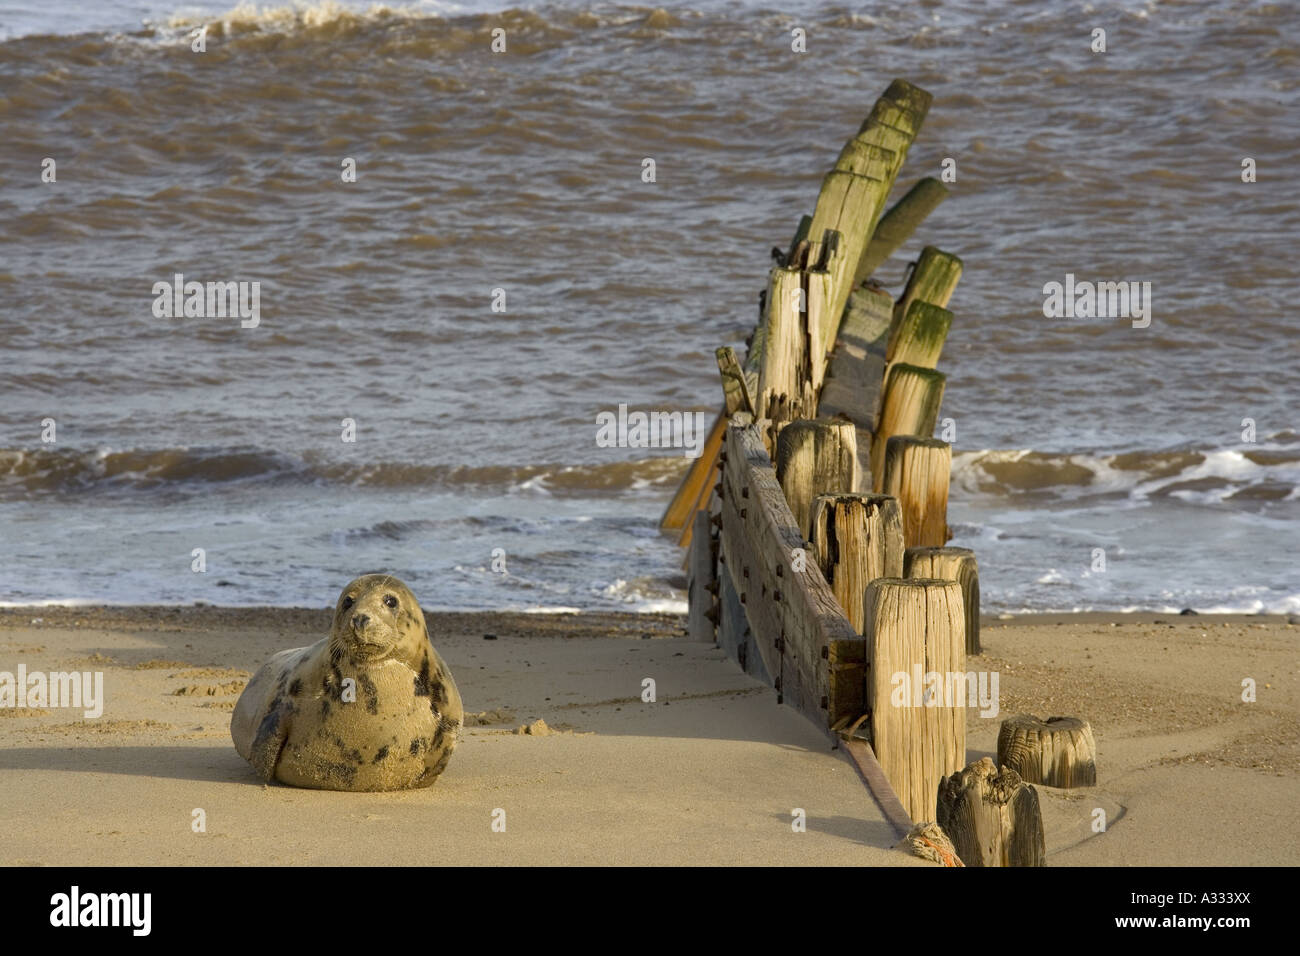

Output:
xmin=936 ymin=757 xmax=1046 ymax=867
xmin=870 ymin=363 xmax=945 ymax=489
xmin=855 ymin=178 xmax=949 ymax=285
xmin=905 ymin=546 xmax=979 ymax=654
xmin=888 ymin=246 xmax=962 ymax=360
xmin=888 ymin=300 xmax=952 ymax=370
xmin=809 ymin=493 xmax=904 ymax=633
xmin=865 ymin=577 xmax=966 ymax=822
xmin=774 ymin=419 xmax=858 ymax=538
xmin=808 ymin=173 xmax=886 ymax=329
xmin=882 ymin=436 xmax=951 ymax=548
xmin=998 ymin=715 xmax=1098 ymax=788
xmin=757 ymin=262 xmax=814 ymax=424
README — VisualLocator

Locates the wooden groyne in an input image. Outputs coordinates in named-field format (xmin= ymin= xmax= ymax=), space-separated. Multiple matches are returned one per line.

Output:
xmin=663 ymin=79 xmax=1024 ymax=857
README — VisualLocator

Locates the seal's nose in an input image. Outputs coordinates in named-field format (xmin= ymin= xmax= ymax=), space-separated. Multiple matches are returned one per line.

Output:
xmin=351 ymin=613 xmax=369 ymax=631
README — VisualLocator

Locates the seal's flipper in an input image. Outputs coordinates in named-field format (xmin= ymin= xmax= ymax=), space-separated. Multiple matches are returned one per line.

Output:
xmin=248 ymin=697 xmax=292 ymax=782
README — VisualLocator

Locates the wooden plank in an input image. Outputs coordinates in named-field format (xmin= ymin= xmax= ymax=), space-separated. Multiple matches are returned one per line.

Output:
xmin=840 ymin=737 xmax=914 ymax=840
xmin=856 ymin=178 xmax=949 ymax=285
xmin=818 ymin=284 xmax=892 ymax=488
xmin=718 ymin=489 xmax=783 ymax=681
xmin=715 ymin=558 xmax=773 ymax=685
xmin=660 ymin=408 xmax=725 ymax=534
xmin=667 ymin=410 xmax=727 ymax=546
xmin=724 ymin=421 xmax=866 ymax=727
xmin=687 ymin=508 xmax=717 ymax=642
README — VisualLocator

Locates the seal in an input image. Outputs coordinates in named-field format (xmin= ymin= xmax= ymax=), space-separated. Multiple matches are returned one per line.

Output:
xmin=231 ymin=573 xmax=463 ymax=791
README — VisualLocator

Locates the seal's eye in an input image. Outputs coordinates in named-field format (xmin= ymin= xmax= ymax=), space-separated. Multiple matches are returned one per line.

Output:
xmin=341 ymin=596 xmax=354 ymax=611
xmin=383 ymin=594 xmax=398 ymax=609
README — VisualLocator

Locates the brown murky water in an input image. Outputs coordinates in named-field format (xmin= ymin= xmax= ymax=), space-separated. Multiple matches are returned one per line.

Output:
xmin=1 ymin=0 xmax=1297 ymax=612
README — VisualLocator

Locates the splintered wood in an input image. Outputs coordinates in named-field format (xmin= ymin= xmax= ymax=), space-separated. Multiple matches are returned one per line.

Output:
xmin=810 ymin=493 xmax=904 ymax=633
xmin=937 ymin=757 xmax=1046 ymax=867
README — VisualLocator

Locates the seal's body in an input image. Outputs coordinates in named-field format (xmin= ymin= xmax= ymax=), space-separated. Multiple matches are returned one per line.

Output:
xmin=232 ymin=574 xmax=462 ymax=791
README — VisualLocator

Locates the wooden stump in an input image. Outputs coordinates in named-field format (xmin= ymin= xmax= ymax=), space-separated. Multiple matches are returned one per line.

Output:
xmin=888 ymin=300 xmax=952 ymax=370
xmin=870 ymin=363 xmax=945 ymax=490
xmin=687 ymin=509 xmax=717 ymax=642
xmin=905 ymin=546 xmax=979 ymax=654
xmin=882 ymin=436 xmax=951 ymax=548
xmin=774 ymin=419 xmax=858 ymax=538
xmin=809 ymin=493 xmax=904 ymax=633
xmin=888 ymin=246 xmax=962 ymax=359
xmin=998 ymin=715 xmax=1098 ymax=788
xmin=855 ymin=178 xmax=949 ymax=285
xmin=865 ymin=578 xmax=966 ymax=822
xmin=936 ymin=757 xmax=1045 ymax=867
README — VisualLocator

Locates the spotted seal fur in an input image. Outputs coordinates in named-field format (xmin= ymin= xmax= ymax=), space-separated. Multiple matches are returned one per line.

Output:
xmin=231 ymin=574 xmax=462 ymax=791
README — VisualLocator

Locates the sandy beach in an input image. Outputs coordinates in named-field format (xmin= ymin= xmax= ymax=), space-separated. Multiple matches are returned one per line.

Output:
xmin=1 ymin=605 xmax=1294 ymax=866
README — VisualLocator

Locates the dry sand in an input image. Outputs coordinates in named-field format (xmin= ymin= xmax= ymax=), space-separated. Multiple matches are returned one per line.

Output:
xmin=0 ymin=606 xmax=1295 ymax=866
xmin=0 ymin=606 xmax=918 ymax=866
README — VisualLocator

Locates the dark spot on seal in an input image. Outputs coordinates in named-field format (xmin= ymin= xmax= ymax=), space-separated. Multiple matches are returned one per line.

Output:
xmin=321 ymin=699 xmax=331 ymax=717
xmin=374 ymin=745 xmax=389 ymax=763
xmin=359 ymin=674 xmax=379 ymax=715
xmin=409 ymin=739 xmax=421 ymax=756
xmin=414 ymin=656 xmax=431 ymax=697
xmin=350 ymin=749 xmax=363 ymax=764
xmin=430 ymin=678 xmax=447 ymax=709
xmin=432 ymin=725 xmax=445 ymax=749
xmin=288 ymin=678 xmax=302 ymax=696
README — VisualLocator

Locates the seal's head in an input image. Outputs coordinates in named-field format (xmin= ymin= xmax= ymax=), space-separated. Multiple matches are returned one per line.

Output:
xmin=329 ymin=573 xmax=425 ymax=664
